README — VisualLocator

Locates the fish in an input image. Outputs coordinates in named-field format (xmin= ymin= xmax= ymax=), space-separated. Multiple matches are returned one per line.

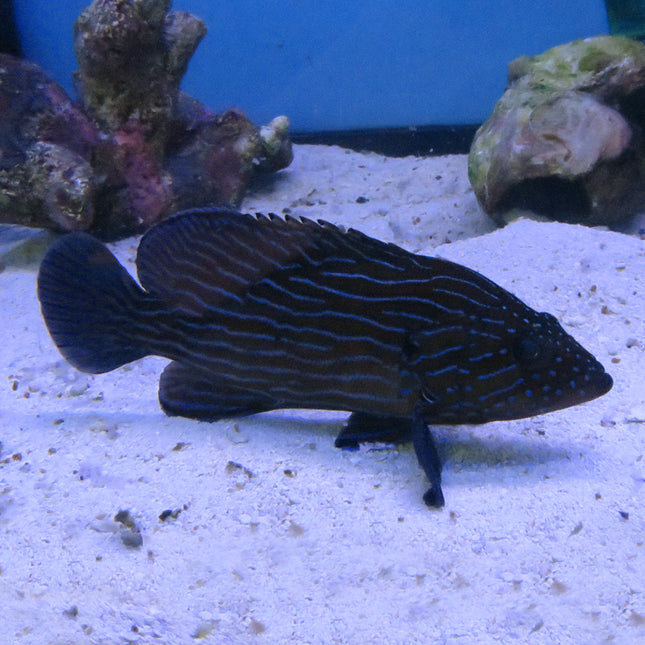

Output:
xmin=37 ymin=207 xmax=613 ymax=508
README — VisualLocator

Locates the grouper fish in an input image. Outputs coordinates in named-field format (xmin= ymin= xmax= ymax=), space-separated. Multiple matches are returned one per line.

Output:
xmin=37 ymin=208 xmax=613 ymax=507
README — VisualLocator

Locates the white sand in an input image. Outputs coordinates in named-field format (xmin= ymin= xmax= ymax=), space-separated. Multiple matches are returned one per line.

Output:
xmin=1 ymin=145 xmax=644 ymax=644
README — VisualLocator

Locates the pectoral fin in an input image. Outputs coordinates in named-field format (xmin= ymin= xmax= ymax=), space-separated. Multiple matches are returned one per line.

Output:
xmin=335 ymin=410 xmax=444 ymax=508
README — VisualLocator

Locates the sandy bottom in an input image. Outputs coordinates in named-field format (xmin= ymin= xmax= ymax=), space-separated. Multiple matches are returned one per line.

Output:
xmin=1 ymin=145 xmax=644 ymax=644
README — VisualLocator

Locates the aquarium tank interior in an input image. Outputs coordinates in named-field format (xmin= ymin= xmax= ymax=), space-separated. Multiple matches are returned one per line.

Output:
xmin=2 ymin=2 xmax=645 ymax=644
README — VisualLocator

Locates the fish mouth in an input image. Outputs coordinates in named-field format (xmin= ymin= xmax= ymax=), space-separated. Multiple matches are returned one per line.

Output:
xmin=558 ymin=367 xmax=614 ymax=409
xmin=594 ymin=370 xmax=614 ymax=397
xmin=490 ymin=367 xmax=614 ymax=422
xmin=546 ymin=367 xmax=613 ymax=414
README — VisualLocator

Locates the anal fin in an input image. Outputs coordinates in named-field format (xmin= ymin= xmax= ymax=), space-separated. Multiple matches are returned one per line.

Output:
xmin=159 ymin=361 xmax=276 ymax=421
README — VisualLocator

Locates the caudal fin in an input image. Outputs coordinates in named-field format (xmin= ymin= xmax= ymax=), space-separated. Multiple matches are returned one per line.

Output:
xmin=37 ymin=233 xmax=152 ymax=373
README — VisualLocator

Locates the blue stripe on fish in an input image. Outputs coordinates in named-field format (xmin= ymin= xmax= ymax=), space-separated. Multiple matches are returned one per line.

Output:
xmin=37 ymin=207 xmax=613 ymax=508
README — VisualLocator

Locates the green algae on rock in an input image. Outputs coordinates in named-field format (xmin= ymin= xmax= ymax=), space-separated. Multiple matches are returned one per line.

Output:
xmin=469 ymin=36 xmax=645 ymax=227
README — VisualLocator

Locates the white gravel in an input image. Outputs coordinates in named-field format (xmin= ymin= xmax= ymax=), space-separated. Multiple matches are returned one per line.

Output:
xmin=1 ymin=145 xmax=644 ymax=644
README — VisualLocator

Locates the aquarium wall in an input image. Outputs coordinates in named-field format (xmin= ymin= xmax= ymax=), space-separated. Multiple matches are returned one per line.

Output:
xmin=15 ymin=0 xmax=610 ymax=132
xmin=605 ymin=0 xmax=645 ymax=39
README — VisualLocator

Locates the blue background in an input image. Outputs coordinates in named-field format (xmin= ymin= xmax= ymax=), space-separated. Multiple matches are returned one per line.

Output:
xmin=15 ymin=1 xmax=610 ymax=131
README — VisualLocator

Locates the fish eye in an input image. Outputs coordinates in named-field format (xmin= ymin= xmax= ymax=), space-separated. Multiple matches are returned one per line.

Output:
xmin=513 ymin=335 xmax=542 ymax=363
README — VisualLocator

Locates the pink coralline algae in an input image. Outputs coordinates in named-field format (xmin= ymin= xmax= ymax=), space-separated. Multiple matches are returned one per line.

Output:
xmin=0 ymin=0 xmax=292 ymax=238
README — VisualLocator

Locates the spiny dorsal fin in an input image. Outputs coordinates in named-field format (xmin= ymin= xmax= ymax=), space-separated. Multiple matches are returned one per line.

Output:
xmin=135 ymin=207 xmax=419 ymax=315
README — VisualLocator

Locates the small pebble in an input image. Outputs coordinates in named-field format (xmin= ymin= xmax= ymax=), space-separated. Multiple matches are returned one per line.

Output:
xmin=288 ymin=521 xmax=305 ymax=537
xmin=120 ymin=529 xmax=143 ymax=549
xmin=225 ymin=461 xmax=253 ymax=478
xmin=193 ymin=620 xmax=218 ymax=639
xmin=63 ymin=606 xmax=78 ymax=619
xmin=114 ymin=509 xmax=143 ymax=548
xmin=569 ymin=522 xmax=583 ymax=536
xmin=226 ymin=425 xmax=249 ymax=444
xmin=159 ymin=508 xmax=181 ymax=522
xmin=249 ymin=618 xmax=266 ymax=635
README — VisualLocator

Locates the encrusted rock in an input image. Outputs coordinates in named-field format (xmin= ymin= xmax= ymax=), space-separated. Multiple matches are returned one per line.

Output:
xmin=73 ymin=0 xmax=205 ymax=151
xmin=469 ymin=36 xmax=645 ymax=226
xmin=0 ymin=0 xmax=292 ymax=238
xmin=0 ymin=55 xmax=98 ymax=230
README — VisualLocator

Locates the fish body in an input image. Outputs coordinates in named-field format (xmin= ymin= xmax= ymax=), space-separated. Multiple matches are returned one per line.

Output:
xmin=37 ymin=208 xmax=613 ymax=507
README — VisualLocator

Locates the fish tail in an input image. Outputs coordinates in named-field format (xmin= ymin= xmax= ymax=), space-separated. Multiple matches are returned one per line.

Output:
xmin=38 ymin=233 xmax=155 ymax=373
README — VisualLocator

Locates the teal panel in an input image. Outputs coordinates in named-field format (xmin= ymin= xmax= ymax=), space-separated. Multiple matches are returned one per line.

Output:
xmin=605 ymin=0 xmax=645 ymax=38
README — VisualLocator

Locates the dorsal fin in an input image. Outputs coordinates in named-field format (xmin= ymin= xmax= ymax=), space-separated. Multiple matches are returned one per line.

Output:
xmin=135 ymin=207 xmax=419 ymax=315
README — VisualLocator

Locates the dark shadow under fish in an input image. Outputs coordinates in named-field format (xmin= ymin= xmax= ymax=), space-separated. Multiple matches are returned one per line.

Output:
xmin=37 ymin=208 xmax=613 ymax=508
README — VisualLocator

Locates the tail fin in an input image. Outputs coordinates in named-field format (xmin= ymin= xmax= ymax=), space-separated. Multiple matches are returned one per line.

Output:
xmin=37 ymin=233 xmax=152 ymax=373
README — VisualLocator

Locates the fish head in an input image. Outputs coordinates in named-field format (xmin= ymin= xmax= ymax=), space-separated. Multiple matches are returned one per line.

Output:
xmin=417 ymin=305 xmax=613 ymax=425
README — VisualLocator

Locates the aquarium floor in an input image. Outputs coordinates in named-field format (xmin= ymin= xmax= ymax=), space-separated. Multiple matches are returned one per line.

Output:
xmin=1 ymin=145 xmax=644 ymax=645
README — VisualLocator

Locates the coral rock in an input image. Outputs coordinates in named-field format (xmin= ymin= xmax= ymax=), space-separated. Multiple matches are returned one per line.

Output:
xmin=469 ymin=36 xmax=645 ymax=226
xmin=0 ymin=0 xmax=292 ymax=238
xmin=0 ymin=55 xmax=98 ymax=230
xmin=166 ymin=106 xmax=262 ymax=210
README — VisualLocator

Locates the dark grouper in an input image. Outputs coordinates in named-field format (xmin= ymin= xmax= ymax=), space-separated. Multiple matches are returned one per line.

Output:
xmin=37 ymin=208 xmax=613 ymax=507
